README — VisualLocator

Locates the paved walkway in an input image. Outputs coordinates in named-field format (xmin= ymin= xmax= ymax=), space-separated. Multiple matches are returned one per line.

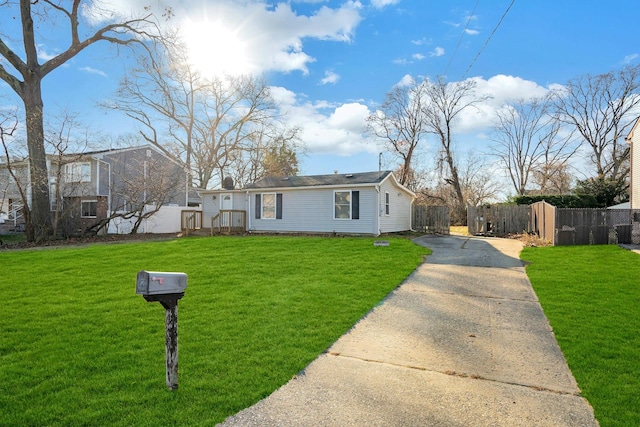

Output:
xmin=218 ymin=235 xmax=598 ymax=426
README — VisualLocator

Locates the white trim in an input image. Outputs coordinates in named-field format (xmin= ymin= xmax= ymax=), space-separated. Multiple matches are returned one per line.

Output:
xmin=333 ymin=190 xmax=352 ymax=220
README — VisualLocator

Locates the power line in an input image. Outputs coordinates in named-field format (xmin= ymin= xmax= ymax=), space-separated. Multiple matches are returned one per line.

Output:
xmin=462 ymin=0 xmax=516 ymax=79
xmin=444 ymin=0 xmax=480 ymax=77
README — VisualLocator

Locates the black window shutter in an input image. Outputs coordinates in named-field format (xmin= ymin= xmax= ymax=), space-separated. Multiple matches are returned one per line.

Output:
xmin=352 ymin=191 xmax=359 ymax=220
xmin=255 ymin=194 xmax=261 ymax=219
xmin=276 ymin=193 xmax=283 ymax=219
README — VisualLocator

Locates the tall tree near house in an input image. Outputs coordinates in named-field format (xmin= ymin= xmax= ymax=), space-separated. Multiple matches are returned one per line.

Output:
xmin=531 ymin=161 xmax=573 ymax=195
xmin=492 ymin=96 xmax=578 ymax=196
xmin=552 ymin=64 xmax=640 ymax=185
xmin=420 ymin=76 xmax=490 ymax=223
xmin=258 ymin=128 xmax=301 ymax=179
xmin=366 ymin=80 xmax=428 ymax=190
xmin=106 ymin=41 xmax=285 ymax=190
xmin=0 ymin=0 xmax=164 ymax=241
xmin=418 ymin=152 xmax=501 ymax=210
xmin=43 ymin=110 xmax=92 ymax=237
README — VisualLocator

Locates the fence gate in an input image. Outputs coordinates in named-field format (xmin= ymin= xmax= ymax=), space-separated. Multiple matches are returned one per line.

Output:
xmin=412 ymin=205 xmax=450 ymax=234
xmin=467 ymin=205 xmax=530 ymax=236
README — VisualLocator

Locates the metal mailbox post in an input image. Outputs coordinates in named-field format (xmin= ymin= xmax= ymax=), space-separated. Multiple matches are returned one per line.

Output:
xmin=136 ymin=270 xmax=187 ymax=391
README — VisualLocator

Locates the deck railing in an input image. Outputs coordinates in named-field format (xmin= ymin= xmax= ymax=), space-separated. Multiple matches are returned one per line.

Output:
xmin=211 ymin=210 xmax=246 ymax=235
xmin=181 ymin=210 xmax=202 ymax=235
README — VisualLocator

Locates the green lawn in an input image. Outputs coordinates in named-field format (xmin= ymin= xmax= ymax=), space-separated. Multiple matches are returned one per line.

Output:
xmin=0 ymin=236 xmax=428 ymax=426
xmin=521 ymin=245 xmax=640 ymax=427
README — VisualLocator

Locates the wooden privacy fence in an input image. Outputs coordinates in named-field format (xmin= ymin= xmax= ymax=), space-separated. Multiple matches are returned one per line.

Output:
xmin=553 ymin=208 xmax=640 ymax=245
xmin=469 ymin=201 xmax=640 ymax=245
xmin=412 ymin=205 xmax=450 ymax=234
xmin=467 ymin=205 xmax=530 ymax=236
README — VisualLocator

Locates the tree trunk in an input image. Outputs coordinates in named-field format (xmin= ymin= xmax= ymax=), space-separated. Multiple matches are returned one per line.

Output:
xmin=23 ymin=76 xmax=52 ymax=242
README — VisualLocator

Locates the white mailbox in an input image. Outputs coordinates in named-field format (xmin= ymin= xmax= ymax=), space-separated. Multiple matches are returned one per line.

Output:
xmin=136 ymin=270 xmax=187 ymax=296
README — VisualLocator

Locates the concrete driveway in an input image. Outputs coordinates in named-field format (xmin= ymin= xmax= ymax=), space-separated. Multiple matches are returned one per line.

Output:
xmin=218 ymin=235 xmax=598 ymax=426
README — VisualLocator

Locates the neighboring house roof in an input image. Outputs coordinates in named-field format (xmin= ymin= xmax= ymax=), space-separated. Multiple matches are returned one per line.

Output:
xmin=247 ymin=170 xmax=394 ymax=189
xmin=607 ymin=201 xmax=630 ymax=209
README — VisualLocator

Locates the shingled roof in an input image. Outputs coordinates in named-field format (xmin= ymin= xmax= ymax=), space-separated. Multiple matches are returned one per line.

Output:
xmin=246 ymin=170 xmax=393 ymax=189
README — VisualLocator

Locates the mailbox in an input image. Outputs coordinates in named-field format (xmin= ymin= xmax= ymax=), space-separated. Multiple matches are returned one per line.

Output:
xmin=136 ymin=270 xmax=187 ymax=391
xmin=136 ymin=270 xmax=187 ymax=296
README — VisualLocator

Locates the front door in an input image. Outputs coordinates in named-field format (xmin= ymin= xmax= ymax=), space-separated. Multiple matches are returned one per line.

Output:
xmin=220 ymin=193 xmax=233 ymax=227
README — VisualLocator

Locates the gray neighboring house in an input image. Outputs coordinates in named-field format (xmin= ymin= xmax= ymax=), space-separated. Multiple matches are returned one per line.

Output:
xmin=201 ymin=170 xmax=415 ymax=235
xmin=0 ymin=145 xmax=188 ymax=234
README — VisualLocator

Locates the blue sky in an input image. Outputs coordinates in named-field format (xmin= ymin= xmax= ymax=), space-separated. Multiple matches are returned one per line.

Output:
xmin=2 ymin=0 xmax=640 ymax=187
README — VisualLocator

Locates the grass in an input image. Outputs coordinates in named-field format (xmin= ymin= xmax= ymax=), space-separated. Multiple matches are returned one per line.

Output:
xmin=449 ymin=225 xmax=468 ymax=235
xmin=521 ymin=245 xmax=640 ymax=427
xmin=0 ymin=235 xmax=428 ymax=426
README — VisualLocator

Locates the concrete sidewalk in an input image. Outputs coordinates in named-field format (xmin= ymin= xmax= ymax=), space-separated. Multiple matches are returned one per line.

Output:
xmin=218 ymin=235 xmax=598 ymax=426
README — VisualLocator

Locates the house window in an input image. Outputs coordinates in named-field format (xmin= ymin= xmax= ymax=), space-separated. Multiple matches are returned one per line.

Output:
xmin=49 ymin=181 xmax=61 ymax=212
xmin=64 ymin=162 xmax=91 ymax=183
xmin=81 ymin=200 xmax=97 ymax=218
xmin=262 ymin=193 xmax=276 ymax=219
xmin=255 ymin=193 xmax=283 ymax=219
xmin=385 ymin=192 xmax=390 ymax=215
xmin=334 ymin=190 xmax=359 ymax=220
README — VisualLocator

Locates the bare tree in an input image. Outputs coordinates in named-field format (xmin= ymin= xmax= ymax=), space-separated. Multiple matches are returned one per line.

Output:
xmin=366 ymin=81 xmax=429 ymax=189
xmin=421 ymin=76 xmax=490 ymax=223
xmin=553 ymin=64 xmax=640 ymax=183
xmin=492 ymin=97 xmax=578 ymax=196
xmin=43 ymin=110 xmax=96 ymax=237
xmin=0 ymin=0 xmax=165 ymax=241
xmin=417 ymin=152 xmax=500 ymax=217
xmin=84 ymin=148 xmax=186 ymax=235
xmin=0 ymin=106 xmax=30 ymax=231
xmin=106 ymin=41 xmax=287 ymax=189
xmin=458 ymin=154 xmax=502 ymax=207
xmin=531 ymin=161 xmax=573 ymax=195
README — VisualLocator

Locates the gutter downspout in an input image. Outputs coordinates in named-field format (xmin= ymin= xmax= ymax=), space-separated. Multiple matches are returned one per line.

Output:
xmin=246 ymin=190 xmax=250 ymax=232
xmin=375 ymin=185 xmax=381 ymax=236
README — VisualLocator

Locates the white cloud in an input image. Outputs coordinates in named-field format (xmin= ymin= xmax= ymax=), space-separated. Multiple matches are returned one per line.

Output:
xmin=392 ymin=58 xmax=410 ymax=65
xmin=36 ymin=44 xmax=57 ymax=62
xmin=624 ymin=53 xmax=639 ymax=64
xmin=320 ymin=70 xmax=341 ymax=85
xmin=370 ymin=0 xmax=401 ymax=9
xmin=84 ymin=0 xmax=363 ymax=77
xmin=396 ymin=74 xmax=415 ymax=87
xmin=412 ymin=53 xmax=425 ymax=61
xmin=79 ymin=66 xmax=108 ymax=78
xmin=455 ymin=75 xmax=556 ymax=133
xmin=411 ymin=37 xmax=431 ymax=46
xmin=429 ymin=47 xmax=445 ymax=57
xmin=272 ymin=87 xmax=373 ymax=155
xmin=327 ymin=102 xmax=370 ymax=131
xmin=465 ymin=29 xmax=480 ymax=35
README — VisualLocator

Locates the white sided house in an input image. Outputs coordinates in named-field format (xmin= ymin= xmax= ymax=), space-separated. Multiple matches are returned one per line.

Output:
xmin=200 ymin=171 xmax=415 ymax=236
xmin=628 ymin=117 xmax=640 ymax=209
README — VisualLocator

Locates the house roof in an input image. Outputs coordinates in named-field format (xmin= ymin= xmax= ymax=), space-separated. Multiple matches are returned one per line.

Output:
xmin=246 ymin=170 xmax=393 ymax=189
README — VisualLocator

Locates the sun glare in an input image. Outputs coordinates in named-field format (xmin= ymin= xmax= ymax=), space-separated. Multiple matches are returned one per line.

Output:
xmin=182 ymin=19 xmax=251 ymax=78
